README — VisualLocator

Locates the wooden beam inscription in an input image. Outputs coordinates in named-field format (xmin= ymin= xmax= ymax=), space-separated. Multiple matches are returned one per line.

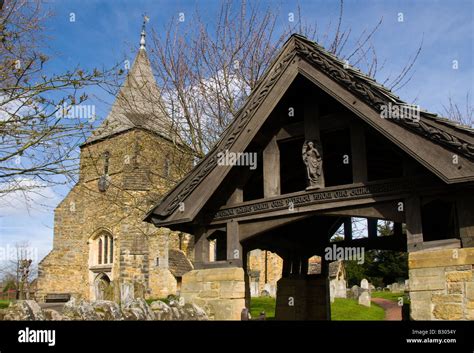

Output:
xmin=210 ymin=178 xmax=427 ymax=221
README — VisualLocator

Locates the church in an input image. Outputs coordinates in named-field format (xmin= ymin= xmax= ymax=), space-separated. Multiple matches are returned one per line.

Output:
xmin=36 ymin=27 xmax=196 ymax=302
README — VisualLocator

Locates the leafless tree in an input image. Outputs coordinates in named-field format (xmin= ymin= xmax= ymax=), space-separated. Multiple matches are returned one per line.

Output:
xmin=138 ymin=0 xmax=423 ymax=159
xmin=0 ymin=0 xmax=113 ymax=201
xmin=443 ymin=93 xmax=473 ymax=128
xmin=0 ymin=241 xmax=36 ymax=299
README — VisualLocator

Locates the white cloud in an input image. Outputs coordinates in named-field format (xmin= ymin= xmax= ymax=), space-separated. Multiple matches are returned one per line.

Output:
xmin=0 ymin=178 xmax=60 ymax=216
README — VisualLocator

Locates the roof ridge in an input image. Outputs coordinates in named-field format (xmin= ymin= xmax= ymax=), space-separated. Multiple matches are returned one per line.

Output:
xmin=294 ymin=34 xmax=473 ymax=134
xmin=145 ymin=33 xmax=474 ymax=222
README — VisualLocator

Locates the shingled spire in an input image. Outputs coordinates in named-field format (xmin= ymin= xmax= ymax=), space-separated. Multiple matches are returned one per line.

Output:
xmin=85 ymin=18 xmax=170 ymax=145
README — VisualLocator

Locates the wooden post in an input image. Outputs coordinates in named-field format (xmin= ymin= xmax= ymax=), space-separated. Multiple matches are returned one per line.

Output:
xmin=350 ymin=121 xmax=368 ymax=183
xmin=227 ymin=187 xmax=243 ymax=205
xmin=263 ymin=136 xmax=280 ymax=197
xmin=282 ymin=255 xmax=291 ymax=278
xmin=193 ymin=228 xmax=210 ymax=266
xmin=242 ymin=246 xmax=251 ymax=309
xmin=304 ymin=99 xmax=320 ymax=141
xmin=321 ymin=258 xmax=329 ymax=277
xmin=300 ymin=255 xmax=308 ymax=276
xmin=368 ymin=219 xmax=378 ymax=239
xmin=457 ymin=196 xmax=474 ymax=248
xmin=344 ymin=218 xmax=352 ymax=241
xmin=394 ymin=222 xmax=403 ymax=237
xmin=227 ymin=220 xmax=242 ymax=267
xmin=304 ymin=98 xmax=325 ymax=187
xmin=405 ymin=196 xmax=423 ymax=252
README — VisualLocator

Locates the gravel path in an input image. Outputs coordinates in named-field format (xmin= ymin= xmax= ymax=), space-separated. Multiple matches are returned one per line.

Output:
xmin=371 ymin=298 xmax=402 ymax=321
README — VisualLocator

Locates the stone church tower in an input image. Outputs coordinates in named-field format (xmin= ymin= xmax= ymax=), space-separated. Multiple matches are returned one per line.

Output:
xmin=37 ymin=26 xmax=194 ymax=302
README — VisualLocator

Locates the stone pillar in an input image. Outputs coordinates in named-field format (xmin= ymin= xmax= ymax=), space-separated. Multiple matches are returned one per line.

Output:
xmin=409 ymin=247 xmax=474 ymax=320
xmin=181 ymin=267 xmax=246 ymax=320
xmin=275 ymin=275 xmax=330 ymax=320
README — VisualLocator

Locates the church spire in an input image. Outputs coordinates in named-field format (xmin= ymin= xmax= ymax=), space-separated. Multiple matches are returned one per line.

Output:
xmin=84 ymin=15 xmax=172 ymax=145
xmin=140 ymin=15 xmax=149 ymax=51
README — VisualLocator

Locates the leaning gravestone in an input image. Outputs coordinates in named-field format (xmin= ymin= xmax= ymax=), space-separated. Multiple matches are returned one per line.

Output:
xmin=360 ymin=279 xmax=369 ymax=290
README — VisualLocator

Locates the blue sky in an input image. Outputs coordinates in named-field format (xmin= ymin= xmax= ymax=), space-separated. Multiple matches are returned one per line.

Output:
xmin=0 ymin=0 xmax=472 ymax=272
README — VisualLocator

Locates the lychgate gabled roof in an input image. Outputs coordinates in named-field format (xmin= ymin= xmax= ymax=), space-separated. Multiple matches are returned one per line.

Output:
xmin=84 ymin=38 xmax=171 ymax=145
xmin=145 ymin=34 xmax=474 ymax=227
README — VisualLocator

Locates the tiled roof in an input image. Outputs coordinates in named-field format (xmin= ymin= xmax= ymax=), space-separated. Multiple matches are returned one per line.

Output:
xmin=168 ymin=249 xmax=193 ymax=278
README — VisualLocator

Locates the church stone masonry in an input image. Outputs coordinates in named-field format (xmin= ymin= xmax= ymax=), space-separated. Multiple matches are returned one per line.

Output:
xmin=37 ymin=28 xmax=195 ymax=302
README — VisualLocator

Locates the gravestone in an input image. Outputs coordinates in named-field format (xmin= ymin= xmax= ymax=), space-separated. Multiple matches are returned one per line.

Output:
xmin=351 ymin=285 xmax=360 ymax=299
xmin=358 ymin=291 xmax=371 ymax=307
xmin=241 ymin=308 xmax=250 ymax=321
xmin=120 ymin=282 xmax=134 ymax=303
xmin=333 ymin=279 xmax=347 ymax=298
xmin=358 ymin=278 xmax=371 ymax=307
xmin=329 ymin=281 xmax=336 ymax=303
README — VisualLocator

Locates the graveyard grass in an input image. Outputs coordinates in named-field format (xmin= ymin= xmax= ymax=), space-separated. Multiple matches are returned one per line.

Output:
xmin=250 ymin=297 xmax=386 ymax=320
xmin=250 ymin=297 xmax=276 ymax=319
xmin=0 ymin=300 xmax=10 ymax=309
xmin=331 ymin=298 xmax=385 ymax=320
xmin=371 ymin=291 xmax=407 ymax=303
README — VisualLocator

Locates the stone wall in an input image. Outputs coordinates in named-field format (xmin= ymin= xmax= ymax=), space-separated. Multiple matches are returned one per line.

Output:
xmin=247 ymin=250 xmax=282 ymax=297
xmin=409 ymin=247 xmax=474 ymax=320
xmin=37 ymin=129 xmax=194 ymax=302
xmin=181 ymin=267 xmax=245 ymax=320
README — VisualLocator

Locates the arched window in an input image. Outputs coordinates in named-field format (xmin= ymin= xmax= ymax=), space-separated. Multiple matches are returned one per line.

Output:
xmin=109 ymin=237 xmax=114 ymax=263
xmin=98 ymin=238 xmax=103 ymax=265
xmin=93 ymin=233 xmax=114 ymax=266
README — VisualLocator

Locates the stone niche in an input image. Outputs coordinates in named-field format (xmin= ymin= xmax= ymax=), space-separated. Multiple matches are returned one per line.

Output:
xmin=409 ymin=247 xmax=474 ymax=320
xmin=180 ymin=267 xmax=245 ymax=320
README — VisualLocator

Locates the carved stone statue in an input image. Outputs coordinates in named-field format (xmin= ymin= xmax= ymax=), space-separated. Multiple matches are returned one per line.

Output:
xmin=302 ymin=140 xmax=323 ymax=190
